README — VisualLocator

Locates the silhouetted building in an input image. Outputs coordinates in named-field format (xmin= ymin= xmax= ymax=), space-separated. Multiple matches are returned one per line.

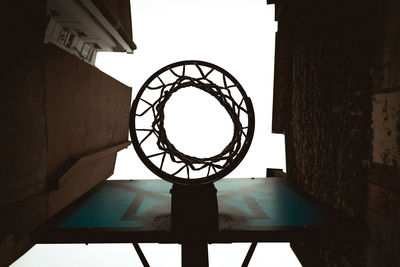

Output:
xmin=1 ymin=1 xmax=134 ymax=266
xmin=269 ymin=0 xmax=400 ymax=265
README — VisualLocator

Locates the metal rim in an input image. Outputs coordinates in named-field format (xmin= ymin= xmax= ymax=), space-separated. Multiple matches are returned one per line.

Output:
xmin=130 ymin=60 xmax=255 ymax=186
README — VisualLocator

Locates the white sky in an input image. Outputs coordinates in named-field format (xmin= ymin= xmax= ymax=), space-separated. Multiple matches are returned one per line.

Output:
xmin=99 ymin=0 xmax=286 ymax=180
xmin=12 ymin=0 xmax=298 ymax=266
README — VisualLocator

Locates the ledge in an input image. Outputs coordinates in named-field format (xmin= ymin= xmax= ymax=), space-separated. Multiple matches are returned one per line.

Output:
xmin=52 ymin=141 xmax=131 ymax=190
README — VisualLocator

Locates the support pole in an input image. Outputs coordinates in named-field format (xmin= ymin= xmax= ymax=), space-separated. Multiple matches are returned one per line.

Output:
xmin=132 ymin=243 xmax=150 ymax=267
xmin=241 ymin=242 xmax=257 ymax=267
xmin=181 ymin=241 xmax=209 ymax=267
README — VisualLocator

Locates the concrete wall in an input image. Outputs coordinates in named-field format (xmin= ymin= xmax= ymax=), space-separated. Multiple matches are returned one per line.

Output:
xmin=1 ymin=2 xmax=133 ymax=266
xmin=0 ymin=2 xmax=48 ymax=266
xmin=367 ymin=0 xmax=400 ymax=265
xmin=45 ymin=44 xmax=132 ymax=217
xmin=273 ymin=0 xmax=374 ymax=218
xmin=271 ymin=0 xmax=399 ymax=265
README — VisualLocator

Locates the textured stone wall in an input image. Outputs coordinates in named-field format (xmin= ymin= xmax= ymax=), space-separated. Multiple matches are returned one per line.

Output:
xmin=286 ymin=2 xmax=374 ymax=265
xmin=274 ymin=0 xmax=374 ymax=220
xmin=367 ymin=0 xmax=400 ymax=265
xmin=270 ymin=0 xmax=400 ymax=265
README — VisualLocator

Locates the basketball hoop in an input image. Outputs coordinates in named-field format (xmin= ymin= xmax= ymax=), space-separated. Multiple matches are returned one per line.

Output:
xmin=130 ymin=60 xmax=255 ymax=185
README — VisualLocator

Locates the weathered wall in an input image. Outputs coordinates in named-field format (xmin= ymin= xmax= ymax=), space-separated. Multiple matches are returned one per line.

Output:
xmin=45 ymin=44 xmax=132 ymax=216
xmin=273 ymin=0 xmax=374 ymax=221
xmin=0 ymin=2 xmax=47 ymax=267
xmin=367 ymin=0 xmax=400 ymax=265
xmin=1 ymin=3 xmax=133 ymax=266
xmin=270 ymin=0 xmax=400 ymax=266
xmin=45 ymin=44 xmax=131 ymax=182
xmin=287 ymin=2 xmax=373 ymax=264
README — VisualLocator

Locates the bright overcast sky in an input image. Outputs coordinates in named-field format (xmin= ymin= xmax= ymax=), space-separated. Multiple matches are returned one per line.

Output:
xmin=97 ymin=0 xmax=286 ymax=180
xmin=12 ymin=1 xmax=298 ymax=266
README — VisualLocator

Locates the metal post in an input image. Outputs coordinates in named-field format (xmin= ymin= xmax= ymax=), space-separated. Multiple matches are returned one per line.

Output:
xmin=132 ymin=243 xmax=150 ymax=267
xmin=242 ymin=242 xmax=257 ymax=267
xmin=181 ymin=241 xmax=209 ymax=267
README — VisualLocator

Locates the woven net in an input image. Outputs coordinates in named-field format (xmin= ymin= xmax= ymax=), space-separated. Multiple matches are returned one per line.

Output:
xmin=130 ymin=61 xmax=254 ymax=185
